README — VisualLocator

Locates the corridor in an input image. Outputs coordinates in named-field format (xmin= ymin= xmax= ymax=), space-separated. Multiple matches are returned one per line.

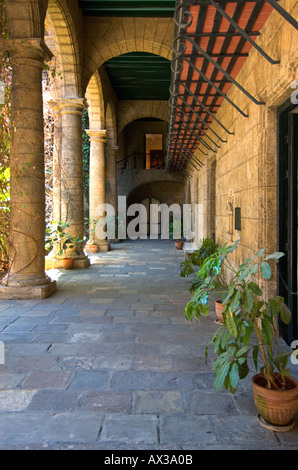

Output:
xmin=0 ymin=239 xmax=297 ymax=450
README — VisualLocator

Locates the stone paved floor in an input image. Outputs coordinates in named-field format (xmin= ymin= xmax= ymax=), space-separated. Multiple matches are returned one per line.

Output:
xmin=0 ymin=239 xmax=297 ymax=450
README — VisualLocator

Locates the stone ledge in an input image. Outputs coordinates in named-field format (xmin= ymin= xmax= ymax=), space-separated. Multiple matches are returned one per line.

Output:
xmin=0 ymin=280 xmax=57 ymax=300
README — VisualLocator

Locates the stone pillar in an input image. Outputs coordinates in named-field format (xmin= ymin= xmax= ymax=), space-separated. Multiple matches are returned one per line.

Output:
xmin=86 ymin=129 xmax=110 ymax=251
xmin=0 ymin=39 xmax=56 ymax=299
xmin=106 ymin=145 xmax=119 ymax=213
xmin=46 ymin=98 xmax=90 ymax=268
xmin=51 ymin=112 xmax=62 ymax=223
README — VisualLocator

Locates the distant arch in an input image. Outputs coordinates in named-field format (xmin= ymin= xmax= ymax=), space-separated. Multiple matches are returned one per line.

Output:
xmin=45 ymin=0 xmax=82 ymax=98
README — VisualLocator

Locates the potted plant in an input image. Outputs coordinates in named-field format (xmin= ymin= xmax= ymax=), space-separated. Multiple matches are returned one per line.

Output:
xmin=180 ymin=238 xmax=225 ymax=324
xmin=169 ymin=220 xmax=184 ymax=249
xmin=45 ymin=220 xmax=83 ymax=270
xmin=85 ymin=216 xmax=100 ymax=252
xmin=184 ymin=240 xmax=298 ymax=431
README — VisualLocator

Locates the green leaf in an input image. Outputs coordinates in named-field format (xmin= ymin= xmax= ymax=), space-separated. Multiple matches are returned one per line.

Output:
xmin=261 ymin=315 xmax=274 ymax=345
xmin=229 ymin=363 xmax=239 ymax=390
xmin=214 ymin=362 xmax=231 ymax=392
xmin=236 ymin=346 xmax=250 ymax=358
xmin=253 ymin=345 xmax=259 ymax=370
xmin=243 ymin=322 xmax=253 ymax=346
xmin=260 ymin=262 xmax=271 ymax=279
xmin=238 ymin=360 xmax=249 ymax=379
xmin=248 ymin=281 xmax=263 ymax=296
xmin=257 ymin=248 xmax=266 ymax=257
xmin=268 ymin=298 xmax=280 ymax=317
xmin=229 ymin=289 xmax=241 ymax=313
xmin=225 ymin=310 xmax=238 ymax=338
xmin=279 ymin=302 xmax=292 ymax=325
xmin=243 ymin=287 xmax=254 ymax=312
xmin=264 ymin=252 xmax=284 ymax=261
xmin=184 ymin=302 xmax=194 ymax=321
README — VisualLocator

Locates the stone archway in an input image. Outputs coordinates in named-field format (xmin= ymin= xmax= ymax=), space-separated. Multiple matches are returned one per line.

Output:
xmin=81 ymin=17 xmax=174 ymax=94
xmin=85 ymin=71 xmax=105 ymax=130
xmin=45 ymin=0 xmax=82 ymax=98
xmin=117 ymin=101 xmax=169 ymax=138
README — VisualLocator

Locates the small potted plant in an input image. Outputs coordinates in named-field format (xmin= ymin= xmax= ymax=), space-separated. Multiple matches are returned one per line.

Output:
xmin=169 ymin=220 xmax=184 ymax=250
xmin=46 ymin=220 xmax=83 ymax=269
xmin=85 ymin=216 xmax=100 ymax=252
xmin=184 ymin=240 xmax=298 ymax=431
xmin=180 ymin=238 xmax=225 ymax=324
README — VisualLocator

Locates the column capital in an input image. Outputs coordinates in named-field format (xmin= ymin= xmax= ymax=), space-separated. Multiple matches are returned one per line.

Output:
xmin=85 ymin=129 xmax=108 ymax=143
xmin=0 ymin=37 xmax=53 ymax=63
xmin=48 ymin=98 xmax=87 ymax=116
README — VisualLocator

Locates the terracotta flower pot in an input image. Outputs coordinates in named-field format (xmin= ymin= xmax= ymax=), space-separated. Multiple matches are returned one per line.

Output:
xmin=175 ymin=240 xmax=183 ymax=250
xmin=89 ymin=244 xmax=99 ymax=253
xmin=252 ymin=373 xmax=298 ymax=428
xmin=215 ymin=300 xmax=224 ymax=324
xmin=62 ymin=258 xmax=74 ymax=270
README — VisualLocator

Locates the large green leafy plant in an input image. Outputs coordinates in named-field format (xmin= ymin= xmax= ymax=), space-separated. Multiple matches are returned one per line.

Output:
xmin=184 ymin=240 xmax=292 ymax=393
xmin=180 ymin=238 xmax=219 ymax=293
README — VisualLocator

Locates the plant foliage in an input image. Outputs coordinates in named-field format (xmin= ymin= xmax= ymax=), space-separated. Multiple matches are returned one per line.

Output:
xmin=184 ymin=240 xmax=292 ymax=393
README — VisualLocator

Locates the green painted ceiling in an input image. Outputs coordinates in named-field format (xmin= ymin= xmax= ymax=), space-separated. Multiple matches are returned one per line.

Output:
xmin=103 ymin=52 xmax=171 ymax=101
xmin=78 ymin=0 xmax=176 ymax=17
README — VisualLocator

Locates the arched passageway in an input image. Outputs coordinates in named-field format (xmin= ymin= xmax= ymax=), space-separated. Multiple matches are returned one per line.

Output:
xmin=0 ymin=0 xmax=297 ymax=347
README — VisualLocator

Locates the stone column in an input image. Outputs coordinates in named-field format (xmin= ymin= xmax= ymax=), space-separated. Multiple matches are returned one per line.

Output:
xmin=86 ymin=129 xmax=110 ymax=251
xmin=46 ymin=98 xmax=90 ymax=268
xmin=106 ymin=145 xmax=119 ymax=213
xmin=51 ymin=111 xmax=62 ymax=223
xmin=0 ymin=39 xmax=56 ymax=299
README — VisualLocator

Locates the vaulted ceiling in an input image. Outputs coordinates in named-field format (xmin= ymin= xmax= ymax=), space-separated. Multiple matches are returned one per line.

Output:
xmin=103 ymin=53 xmax=171 ymax=101
xmin=77 ymin=1 xmax=298 ymax=175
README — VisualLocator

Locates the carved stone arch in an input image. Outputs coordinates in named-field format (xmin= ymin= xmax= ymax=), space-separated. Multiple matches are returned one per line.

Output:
xmin=82 ymin=17 xmax=174 ymax=93
xmin=85 ymin=71 xmax=105 ymax=130
xmin=4 ymin=0 xmax=48 ymax=39
xmin=45 ymin=0 xmax=82 ymax=98
xmin=117 ymin=101 xmax=169 ymax=137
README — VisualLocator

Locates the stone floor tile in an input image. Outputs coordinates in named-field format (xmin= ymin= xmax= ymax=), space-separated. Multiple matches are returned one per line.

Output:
xmin=68 ymin=370 xmax=110 ymax=390
xmin=100 ymin=414 xmax=158 ymax=445
xmin=27 ymin=389 xmax=81 ymax=411
xmin=160 ymin=414 xmax=216 ymax=446
xmin=80 ymin=391 xmax=132 ymax=413
xmin=0 ymin=390 xmax=37 ymax=411
xmin=21 ymin=370 xmax=73 ymax=389
xmin=133 ymin=391 xmax=184 ymax=414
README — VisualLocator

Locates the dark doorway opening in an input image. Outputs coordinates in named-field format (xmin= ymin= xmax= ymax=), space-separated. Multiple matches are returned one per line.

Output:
xmin=278 ymin=100 xmax=298 ymax=345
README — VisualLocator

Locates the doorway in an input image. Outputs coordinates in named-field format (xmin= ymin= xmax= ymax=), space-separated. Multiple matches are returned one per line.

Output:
xmin=278 ymin=101 xmax=298 ymax=345
xmin=140 ymin=197 xmax=161 ymax=238
xmin=145 ymin=134 xmax=163 ymax=169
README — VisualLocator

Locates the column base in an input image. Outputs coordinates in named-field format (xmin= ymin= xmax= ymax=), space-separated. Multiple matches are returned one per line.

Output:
xmin=85 ymin=241 xmax=110 ymax=253
xmin=0 ymin=280 xmax=57 ymax=300
xmin=97 ymin=243 xmax=110 ymax=252
xmin=45 ymin=257 xmax=91 ymax=270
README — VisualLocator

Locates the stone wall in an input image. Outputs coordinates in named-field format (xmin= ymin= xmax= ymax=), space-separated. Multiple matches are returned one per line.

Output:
xmin=189 ymin=0 xmax=298 ymax=287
